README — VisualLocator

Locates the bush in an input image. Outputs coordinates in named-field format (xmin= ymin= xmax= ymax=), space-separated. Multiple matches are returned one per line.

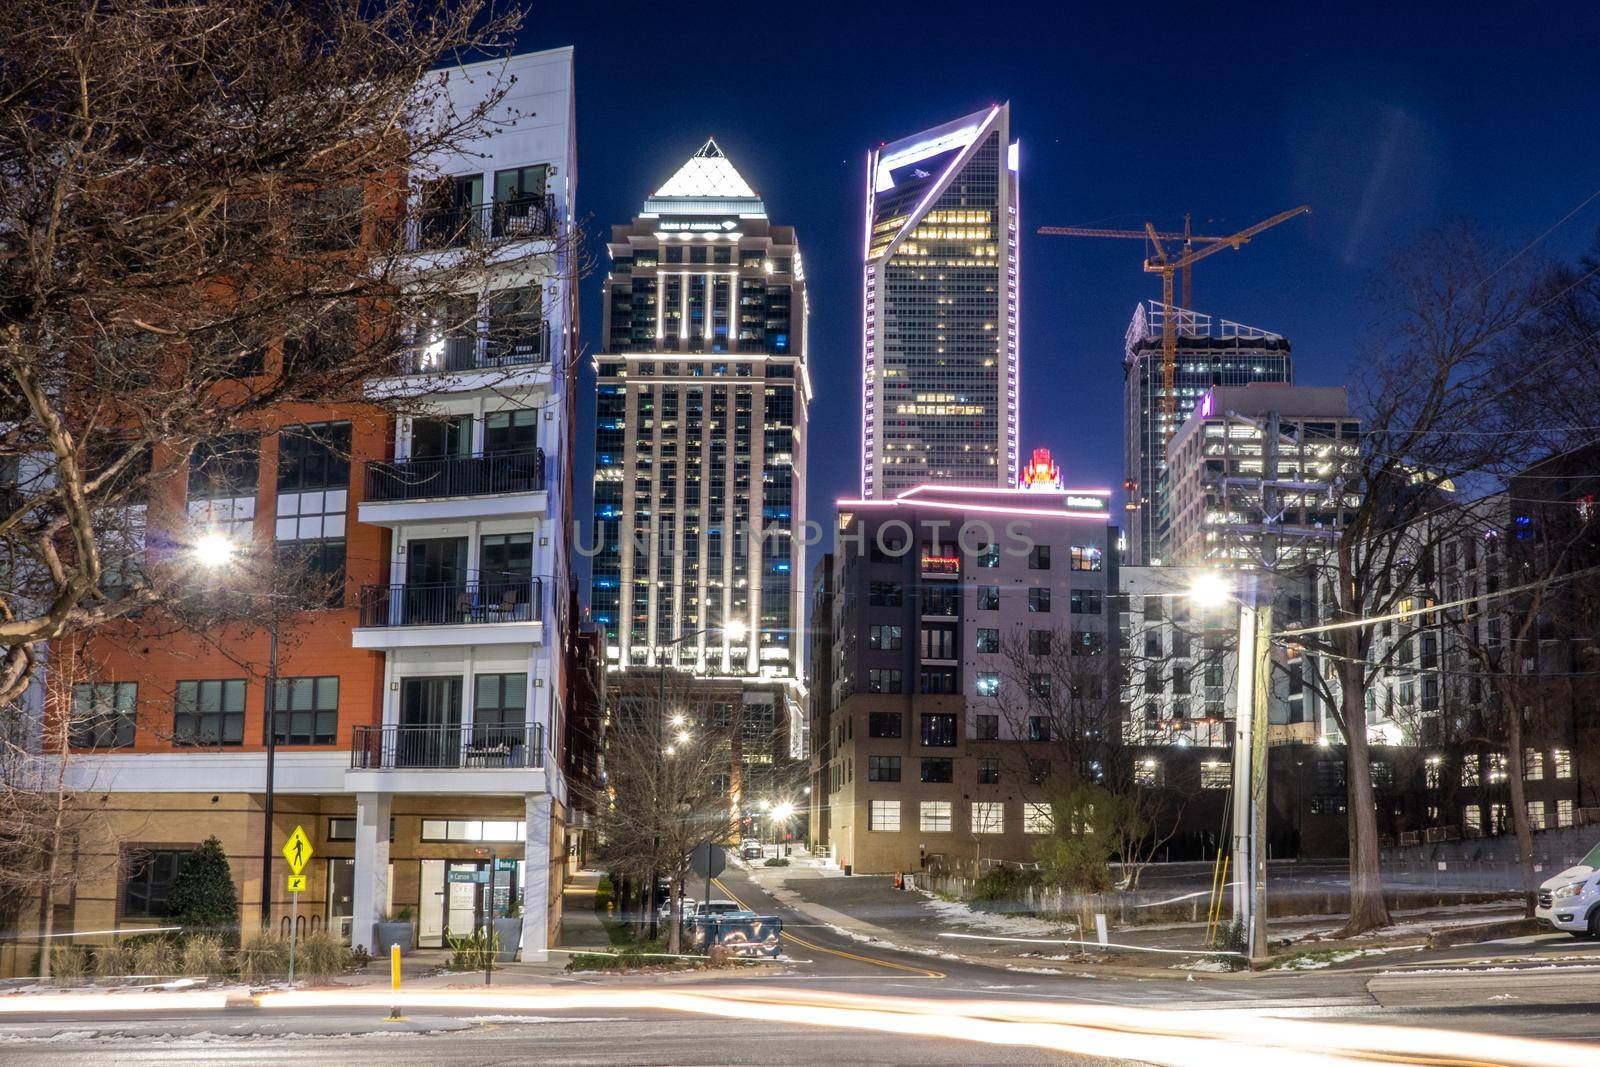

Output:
xmin=180 ymin=934 xmax=228 ymax=978
xmin=970 ymin=865 xmax=1041 ymax=905
xmin=762 ymin=857 xmax=790 ymax=868
xmin=49 ymin=944 xmax=90 ymax=982
xmin=238 ymin=932 xmax=290 ymax=984
xmin=167 ymin=837 xmax=240 ymax=944
xmin=296 ymin=931 xmax=347 ymax=982
xmin=446 ymin=928 xmax=496 ymax=972
xmin=92 ymin=941 xmax=134 ymax=980
xmin=129 ymin=934 xmax=177 ymax=978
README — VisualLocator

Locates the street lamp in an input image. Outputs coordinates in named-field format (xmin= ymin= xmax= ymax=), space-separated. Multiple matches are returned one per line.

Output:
xmin=1188 ymin=570 xmax=1270 ymax=964
xmin=770 ymin=801 xmax=795 ymax=858
xmin=193 ymin=531 xmax=281 ymax=932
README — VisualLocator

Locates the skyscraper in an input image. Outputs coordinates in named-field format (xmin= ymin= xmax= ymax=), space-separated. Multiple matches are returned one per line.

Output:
xmin=592 ymin=139 xmax=809 ymax=682
xmin=861 ymin=105 xmax=1019 ymax=498
xmin=1123 ymin=302 xmax=1294 ymax=565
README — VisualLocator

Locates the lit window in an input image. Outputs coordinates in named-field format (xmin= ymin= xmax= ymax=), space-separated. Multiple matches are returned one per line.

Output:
xmin=975 ymin=672 xmax=1000 ymax=697
xmin=971 ymin=802 xmax=1005 ymax=835
xmin=1553 ymin=748 xmax=1573 ymax=778
xmin=1023 ymin=803 xmax=1053 ymax=835
xmin=868 ymin=800 xmax=901 ymax=832
xmin=920 ymin=801 xmax=952 ymax=833
xmin=1201 ymin=762 xmax=1230 ymax=789
xmin=1524 ymin=749 xmax=1544 ymax=781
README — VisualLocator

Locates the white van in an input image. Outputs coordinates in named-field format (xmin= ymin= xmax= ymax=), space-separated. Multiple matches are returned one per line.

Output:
xmin=1536 ymin=840 xmax=1600 ymax=936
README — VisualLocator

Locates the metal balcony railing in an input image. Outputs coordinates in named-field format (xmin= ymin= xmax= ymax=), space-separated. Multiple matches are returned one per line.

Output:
xmin=408 ymin=319 xmax=550 ymax=375
xmin=406 ymin=195 xmax=558 ymax=251
xmin=350 ymin=722 xmax=544 ymax=770
xmin=365 ymin=448 xmax=545 ymax=503
xmin=357 ymin=578 xmax=542 ymax=628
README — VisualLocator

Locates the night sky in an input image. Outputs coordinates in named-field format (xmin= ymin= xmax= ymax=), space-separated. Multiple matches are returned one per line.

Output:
xmin=520 ymin=3 xmax=1600 ymax=600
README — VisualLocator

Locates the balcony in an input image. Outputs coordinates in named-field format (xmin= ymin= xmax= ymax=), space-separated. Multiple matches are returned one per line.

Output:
xmin=406 ymin=196 xmax=557 ymax=252
xmin=352 ymin=578 xmax=544 ymax=650
xmin=351 ymin=723 xmax=543 ymax=771
xmin=361 ymin=450 xmax=546 ymax=527
xmin=406 ymin=319 xmax=551 ymax=376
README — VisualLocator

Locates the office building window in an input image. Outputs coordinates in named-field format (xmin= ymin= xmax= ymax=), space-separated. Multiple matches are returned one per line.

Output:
xmin=1023 ymin=803 xmax=1054 ymax=835
xmin=868 ymin=711 xmax=903 ymax=738
xmin=974 ymin=713 xmax=999 ymax=740
xmin=1553 ymin=748 xmax=1573 ymax=778
xmin=1558 ymin=799 xmax=1575 ymax=827
xmin=867 ymin=800 xmax=900 ymax=832
xmin=174 ymin=679 xmax=246 ymax=745
xmin=977 ymin=585 xmax=999 ymax=610
xmin=977 ymin=757 xmax=1000 ymax=784
xmin=920 ymin=801 xmax=953 ymax=833
xmin=1527 ymin=800 xmax=1547 ymax=831
xmin=867 ymin=755 xmax=901 ymax=782
xmin=1070 ymin=589 xmax=1103 ymax=614
xmin=1028 ymin=544 xmax=1051 ymax=569
xmin=1028 ymin=716 xmax=1052 ymax=742
xmin=1524 ymin=749 xmax=1544 ymax=781
xmin=1201 ymin=762 xmax=1230 ymax=789
xmin=272 ymin=676 xmax=339 ymax=745
xmin=975 ymin=627 xmax=999 ymax=653
xmin=1071 ymin=630 xmax=1104 ymax=656
xmin=971 ymin=802 xmax=1004 ymax=834
xmin=1070 ymin=546 xmax=1103 ymax=571
xmin=1028 ymin=630 xmax=1052 ymax=655
xmin=920 ymin=758 xmax=953 ymax=783
xmin=1028 ymin=588 xmax=1051 ymax=613
xmin=70 ymin=682 xmax=137 ymax=748
xmin=920 ymin=713 xmax=957 ymax=748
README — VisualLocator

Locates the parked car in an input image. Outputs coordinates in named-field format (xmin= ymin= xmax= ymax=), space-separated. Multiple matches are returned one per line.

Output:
xmin=1536 ymin=840 xmax=1600 ymax=936
xmin=741 ymin=842 xmax=764 ymax=860
xmin=660 ymin=896 xmax=696 ymax=920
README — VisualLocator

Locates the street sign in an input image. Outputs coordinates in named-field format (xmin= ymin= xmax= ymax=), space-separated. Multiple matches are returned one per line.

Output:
xmin=494 ymin=858 xmax=518 ymax=872
xmin=690 ymin=843 xmax=725 ymax=880
xmin=286 ymin=874 xmax=307 ymax=893
xmin=282 ymin=825 xmax=313 ymax=875
xmin=448 ymin=869 xmax=489 ymax=884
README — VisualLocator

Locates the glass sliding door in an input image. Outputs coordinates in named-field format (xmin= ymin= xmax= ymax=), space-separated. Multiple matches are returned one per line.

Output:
xmin=398 ymin=676 xmax=463 ymax=767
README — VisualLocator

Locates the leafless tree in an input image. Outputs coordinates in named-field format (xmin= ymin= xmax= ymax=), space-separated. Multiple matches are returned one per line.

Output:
xmin=576 ymin=671 xmax=745 ymax=955
xmin=0 ymin=0 xmax=593 ymax=708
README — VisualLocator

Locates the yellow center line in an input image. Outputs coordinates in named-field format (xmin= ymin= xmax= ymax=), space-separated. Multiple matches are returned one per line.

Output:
xmin=711 ymin=877 xmax=945 ymax=979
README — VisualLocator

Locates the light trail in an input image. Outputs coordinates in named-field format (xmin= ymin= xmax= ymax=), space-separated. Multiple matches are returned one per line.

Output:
xmin=0 ymin=991 xmax=230 ymax=1014
xmin=254 ymin=985 xmax=1600 ymax=1067
xmin=938 ymin=930 xmax=1244 ymax=957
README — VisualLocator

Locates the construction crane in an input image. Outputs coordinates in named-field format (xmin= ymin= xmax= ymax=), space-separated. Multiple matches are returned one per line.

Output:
xmin=1038 ymin=205 xmax=1310 ymax=437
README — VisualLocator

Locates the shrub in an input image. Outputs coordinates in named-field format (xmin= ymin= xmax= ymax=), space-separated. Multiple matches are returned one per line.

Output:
xmin=129 ymin=935 xmax=177 ymax=978
xmin=295 ymin=931 xmax=346 ymax=982
xmin=92 ymin=942 xmax=134 ymax=980
xmin=970 ymin=865 xmax=1041 ymax=905
xmin=762 ymin=857 xmax=790 ymax=868
xmin=446 ymin=928 xmax=495 ymax=972
xmin=167 ymin=837 xmax=240 ymax=945
xmin=238 ymin=932 xmax=291 ymax=984
xmin=180 ymin=934 xmax=228 ymax=978
xmin=49 ymin=944 xmax=90 ymax=982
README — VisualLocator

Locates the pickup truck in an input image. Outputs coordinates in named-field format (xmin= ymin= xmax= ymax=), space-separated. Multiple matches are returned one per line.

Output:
xmin=688 ymin=910 xmax=783 ymax=957
xmin=1536 ymin=840 xmax=1600 ymax=936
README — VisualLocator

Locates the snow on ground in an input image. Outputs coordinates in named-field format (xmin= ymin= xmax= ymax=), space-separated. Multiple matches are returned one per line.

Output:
xmin=916 ymin=891 xmax=1075 ymax=938
xmin=1175 ymin=959 xmax=1235 ymax=973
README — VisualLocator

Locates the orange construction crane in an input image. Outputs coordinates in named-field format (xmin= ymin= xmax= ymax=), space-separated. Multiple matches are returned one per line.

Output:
xmin=1038 ymin=205 xmax=1310 ymax=438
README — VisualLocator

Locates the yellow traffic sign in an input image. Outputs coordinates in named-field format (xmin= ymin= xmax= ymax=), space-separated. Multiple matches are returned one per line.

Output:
xmin=282 ymin=825 xmax=313 ymax=875
xmin=286 ymin=873 xmax=307 ymax=893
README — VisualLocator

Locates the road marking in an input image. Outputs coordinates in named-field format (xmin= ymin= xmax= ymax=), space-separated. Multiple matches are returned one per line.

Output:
xmin=712 ymin=877 xmax=945 ymax=979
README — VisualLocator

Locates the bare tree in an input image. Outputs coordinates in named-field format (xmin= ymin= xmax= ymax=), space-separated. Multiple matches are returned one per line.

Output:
xmin=577 ymin=672 xmax=744 ymax=955
xmin=0 ymin=0 xmax=589 ymax=707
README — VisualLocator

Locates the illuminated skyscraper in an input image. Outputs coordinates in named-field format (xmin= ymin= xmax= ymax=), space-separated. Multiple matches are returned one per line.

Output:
xmin=861 ymin=104 xmax=1019 ymax=498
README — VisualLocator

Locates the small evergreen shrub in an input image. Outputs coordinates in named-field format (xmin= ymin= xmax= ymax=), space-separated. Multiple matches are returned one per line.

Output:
xmin=167 ymin=837 xmax=240 ymax=945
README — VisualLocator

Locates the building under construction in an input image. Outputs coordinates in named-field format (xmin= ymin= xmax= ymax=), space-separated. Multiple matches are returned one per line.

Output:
xmin=1122 ymin=301 xmax=1293 ymax=565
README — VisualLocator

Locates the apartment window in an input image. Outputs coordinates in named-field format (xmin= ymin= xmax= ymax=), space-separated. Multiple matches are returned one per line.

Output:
xmin=978 ymin=757 xmax=1000 ymax=784
xmin=473 ymin=672 xmax=527 ymax=735
xmin=1070 ymin=589 xmax=1103 ymax=614
xmin=974 ymin=713 xmax=999 ymax=740
xmin=867 ymin=668 xmax=902 ymax=694
xmin=1028 ymin=544 xmax=1051 ymax=570
xmin=1524 ymin=749 xmax=1545 ymax=781
xmin=277 ymin=422 xmax=350 ymax=496
xmin=1558 ymin=799 xmax=1575 ymax=827
xmin=1461 ymin=757 xmax=1481 ymax=788
xmin=867 ymin=800 xmax=901 ymax=832
xmin=975 ymin=627 xmax=1000 ymax=653
xmin=1027 ymin=716 xmax=1052 ymax=742
xmin=1070 ymin=546 xmax=1103 ymax=571
xmin=869 ymin=624 xmax=903 ymax=651
xmin=327 ymin=818 xmax=356 ymax=841
xmin=976 ymin=543 xmax=999 ymax=568
xmin=920 ymin=758 xmax=954 ymax=783
xmin=920 ymin=713 xmax=957 ymax=747
xmin=974 ymin=672 xmax=1000 ymax=697
xmin=977 ymin=585 xmax=1000 ymax=610
xmin=868 ymin=712 xmax=903 ymax=739
xmin=1023 ymin=803 xmax=1054 ymax=835
xmin=271 ymin=676 xmax=339 ymax=746
xmin=1425 ymin=760 xmax=1443 ymax=790
xmin=1201 ymin=762 xmax=1230 ymax=789
xmin=1029 ymin=673 xmax=1051 ymax=699
xmin=1553 ymin=748 xmax=1573 ymax=778
xmin=921 ymin=626 xmax=956 ymax=660
xmin=188 ymin=433 xmax=259 ymax=500
xmin=1527 ymin=801 xmax=1547 ymax=831
xmin=122 ymin=848 xmax=192 ymax=919
xmin=1028 ymin=588 xmax=1051 ymax=613
xmin=869 ymin=581 xmax=903 ymax=606
xmin=971 ymin=802 xmax=1005 ymax=834
xmin=867 ymin=755 xmax=902 ymax=782
xmin=1071 ymin=630 xmax=1105 ymax=656
xmin=273 ymin=537 xmax=347 ymax=608
xmin=1028 ymin=630 xmax=1052 ymax=655
xmin=1171 ymin=665 xmax=1190 ymax=696
xmin=1135 ymin=760 xmax=1164 ymax=787
xmin=174 ymin=679 xmax=246 ymax=745
xmin=1464 ymin=805 xmax=1482 ymax=833
xmin=920 ymin=668 xmax=957 ymax=694
xmin=920 ymin=801 xmax=953 ymax=833
xmin=70 ymin=682 xmax=137 ymax=748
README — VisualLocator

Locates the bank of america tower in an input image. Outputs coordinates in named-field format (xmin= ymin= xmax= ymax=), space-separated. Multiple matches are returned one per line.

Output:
xmin=861 ymin=104 xmax=1020 ymax=498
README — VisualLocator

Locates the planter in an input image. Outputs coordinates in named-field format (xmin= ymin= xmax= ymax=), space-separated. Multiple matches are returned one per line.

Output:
xmin=374 ymin=920 xmax=415 ymax=956
xmin=492 ymin=918 xmax=522 ymax=962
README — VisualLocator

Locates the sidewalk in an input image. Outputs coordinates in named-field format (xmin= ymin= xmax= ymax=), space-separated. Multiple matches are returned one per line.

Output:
xmin=557 ymin=869 xmax=613 ymax=953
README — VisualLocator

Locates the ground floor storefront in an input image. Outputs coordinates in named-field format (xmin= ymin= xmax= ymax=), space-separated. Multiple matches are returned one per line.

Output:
xmin=3 ymin=788 xmax=576 ymax=976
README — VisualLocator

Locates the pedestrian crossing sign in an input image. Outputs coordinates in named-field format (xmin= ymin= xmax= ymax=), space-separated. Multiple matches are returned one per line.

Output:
xmin=286 ymin=874 xmax=307 ymax=893
xmin=282 ymin=825 xmax=313 ymax=875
